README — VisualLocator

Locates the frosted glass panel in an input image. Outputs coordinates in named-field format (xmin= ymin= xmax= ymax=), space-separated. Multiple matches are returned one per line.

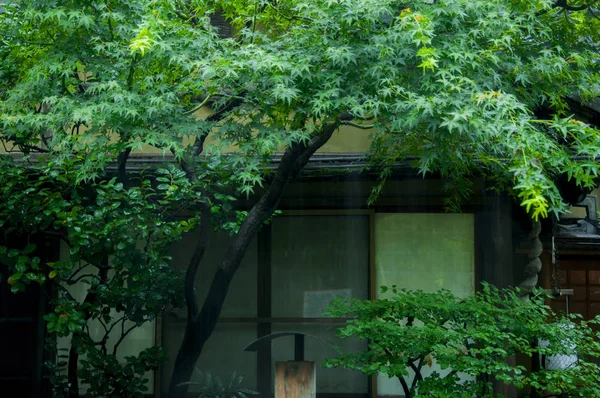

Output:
xmin=271 ymin=215 xmax=370 ymax=394
xmin=169 ymin=228 xmax=257 ymax=318
xmin=374 ymin=213 xmax=474 ymax=297
xmin=374 ymin=213 xmax=475 ymax=397
xmin=271 ymin=215 xmax=369 ymax=318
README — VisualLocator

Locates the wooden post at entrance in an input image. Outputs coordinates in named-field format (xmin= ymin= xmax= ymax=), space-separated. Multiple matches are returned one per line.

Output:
xmin=275 ymin=361 xmax=316 ymax=398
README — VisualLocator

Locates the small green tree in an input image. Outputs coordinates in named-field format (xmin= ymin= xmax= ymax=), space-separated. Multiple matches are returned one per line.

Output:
xmin=0 ymin=161 xmax=194 ymax=397
xmin=326 ymin=285 xmax=600 ymax=398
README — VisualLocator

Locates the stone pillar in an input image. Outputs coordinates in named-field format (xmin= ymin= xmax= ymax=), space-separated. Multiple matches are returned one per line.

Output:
xmin=518 ymin=220 xmax=543 ymax=297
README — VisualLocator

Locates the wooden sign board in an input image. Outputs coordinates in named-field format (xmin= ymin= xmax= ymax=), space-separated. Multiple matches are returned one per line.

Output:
xmin=275 ymin=361 xmax=316 ymax=398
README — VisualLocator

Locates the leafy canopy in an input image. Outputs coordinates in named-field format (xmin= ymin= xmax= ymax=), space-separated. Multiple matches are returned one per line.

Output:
xmin=1 ymin=0 xmax=600 ymax=396
xmin=1 ymin=0 xmax=599 ymax=217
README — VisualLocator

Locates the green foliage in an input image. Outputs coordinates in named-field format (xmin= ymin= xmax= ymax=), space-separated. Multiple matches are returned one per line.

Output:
xmin=45 ymin=340 xmax=167 ymax=398
xmin=2 ymin=0 xmax=600 ymax=219
xmin=0 ymin=158 xmax=193 ymax=396
xmin=1 ymin=0 xmax=600 ymax=395
xmin=179 ymin=370 xmax=259 ymax=398
xmin=78 ymin=346 xmax=167 ymax=398
xmin=326 ymin=284 xmax=600 ymax=397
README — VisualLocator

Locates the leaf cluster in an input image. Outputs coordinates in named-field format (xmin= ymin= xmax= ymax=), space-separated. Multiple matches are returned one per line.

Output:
xmin=326 ymin=284 xmax=600 ymax=397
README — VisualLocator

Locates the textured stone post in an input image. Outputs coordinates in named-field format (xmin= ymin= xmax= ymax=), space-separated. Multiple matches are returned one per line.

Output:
xmin=275 ymin=361 xmax=316 ymax=398
xmin=519 ymin=220 xmax=543 ymax=298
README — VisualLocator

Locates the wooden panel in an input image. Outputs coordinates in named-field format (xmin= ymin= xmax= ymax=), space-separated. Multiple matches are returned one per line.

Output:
xmin=275 ymin=362 xmax=316 ymax=398
xmin=589 ymin=286 xmax=600 ymax=301
xmin=569 ymin=270 xmax=587 ymax=284
xmin=590 ymin=302 xmax=600 ymax=318
xmin=479 ymin=193 xmax=513 ymax=288
xmin=571 ymin=285 xmax=587 ymax=301
xmin=589 ymin=270 xmax=600 ymax=285
xmin=257 ymin=225 xmax=272 ymax=396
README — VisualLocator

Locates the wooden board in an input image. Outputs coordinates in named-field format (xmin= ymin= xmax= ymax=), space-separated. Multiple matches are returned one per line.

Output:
xmin=275 ymin=361 xmax=316 ymax=398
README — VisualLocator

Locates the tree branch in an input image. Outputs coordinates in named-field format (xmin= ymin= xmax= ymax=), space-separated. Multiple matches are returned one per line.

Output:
xmin=66 ymin=263 xmax=90 ymax=283
xmin=340 ymin=120 xmax=375 ymax=130
xmin=184 ymin=94 xmax=212 ymax=115
xmin=117 ymin=147 xmax=132 ymax=184
xmin=66 ymin=273 xmax=102 ymax=285
xmin=169 ymin=121 xmax=338 ymax=396
xmin=340 ymin=111 xmax=374 ymax=121
xmin=170 ymin=145 xmax=212 ymax=322
xmin=409 ymin=357 xmax=424 ymax=390
xmin=553 ymin=0 xmax=590 ymax=11
xmin=185 ymin=204 xmax=211 ymax=322
xmin=112 ymin=322 xmax=138 ymax=356
xmin=67 ymin=265 xmax=109 ymax=398
xmin=397 ymin=374 xmax=412 ymax=398
xmin=17 ymin=143 xmax=50 ymax=153
xmin=188 ymin=95 xmax=245 ymax=156
xmin=266 ymin=3 xmax=312 ymax=22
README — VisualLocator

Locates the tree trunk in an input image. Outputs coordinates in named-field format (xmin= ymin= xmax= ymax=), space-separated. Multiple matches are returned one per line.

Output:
xmin=168 ymin=123 xmax=337 ymax=397
xmin=168 ymin=268 xmax=231 ymax=394
xmin=66 ymin=267 xmax=108 ymax=397
xmin=67 ymin=345 xmax=79 ymax=398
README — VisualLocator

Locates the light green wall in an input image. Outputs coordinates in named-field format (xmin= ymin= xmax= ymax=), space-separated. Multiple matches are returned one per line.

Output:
xmin=374 ymin=213 xmax=475 ymax=396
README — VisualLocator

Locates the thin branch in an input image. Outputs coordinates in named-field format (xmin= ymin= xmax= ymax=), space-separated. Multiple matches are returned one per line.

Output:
xmin=204 ymin=96 xmax=245 ymax=122
xmin=397 ymin=375 xmax=412 ymax=398
xmin=409 ymin=357 xmax=424 ymax=390
xmin=66 ymin=263 xmax=90 ymax=283
xmin=266 ymin=3 xmax=311 ymax=22
xmin=112 ymin=323 xmax=138 ymax=356
xmin=98 ymin=317 xmax=109 ymax=334
xmin=189 ymin=95 xmax=245 ymax=156
xmin=66 ymin=273 xmax=102 ymax=285
xmin=170 ymin=145 xmax=211 ymax=322
xmin=185 ymin=204 xmax=211 ymax=321
xmin=107 ymin=17 xmax=115 ymax=41
xmin=340 ymin=111 xmax=374 ymax=121
xmin=184 ymin=94 xmax=212 ymax=115
xmin=17 ymin=143 xmax=50 ymax=153
xmin=340 ymin=120 xmax=375 ymax=130
xmin=40 ymin=132 xmax=51 ymax=150
xmin=71 ymin=122 xmax=81 ymax=136
xmin=554 ymin=0 xmax=590 ymax=11
xmin=126 ymin=54 xmax=138 ymax=91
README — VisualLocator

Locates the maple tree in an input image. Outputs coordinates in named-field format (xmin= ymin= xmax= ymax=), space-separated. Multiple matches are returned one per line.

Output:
xmin=1 ymin=0 xmax=600 ymax=396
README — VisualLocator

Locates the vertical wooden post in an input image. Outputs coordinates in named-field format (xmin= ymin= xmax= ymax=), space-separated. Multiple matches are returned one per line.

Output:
xmin=478 ymin=191 xmax=517 ymax=397
xmin=257 ymin=226 xmax=272 ymax=396
xmin=275 ymin=361 xmax=316 ymax=398
xmin=479 ymin=191 xmax=514 ymax=288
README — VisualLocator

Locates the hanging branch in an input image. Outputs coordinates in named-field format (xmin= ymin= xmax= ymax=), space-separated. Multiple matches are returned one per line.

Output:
xmin=553 ymin=0 xmax=593 ymax=11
